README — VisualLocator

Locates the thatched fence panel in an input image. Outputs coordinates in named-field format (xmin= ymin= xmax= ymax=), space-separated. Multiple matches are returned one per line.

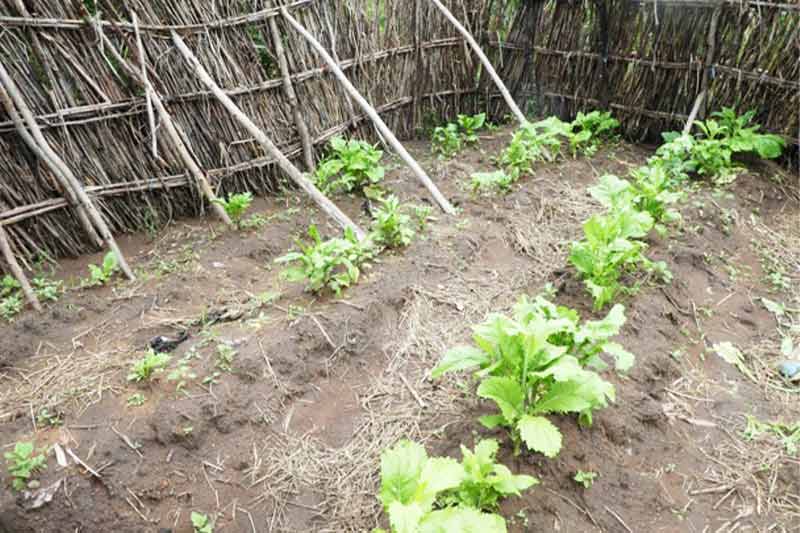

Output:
xmin=0 ymin=0 xmax=490 ymax=269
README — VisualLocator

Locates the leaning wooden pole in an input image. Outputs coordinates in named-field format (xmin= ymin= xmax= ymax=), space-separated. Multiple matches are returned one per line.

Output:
xmin=170 ymin=32 xmax=367 ymax=240
xmin=428 ymin=0 xmax=526 ymax=125
xmin=269 ymin=16 xmax=315 ymax=172
xmin=97 ymin=18 xmax=233 ymax=227
xmin=0 ymin=82 xmax=103 ymax=250
xmin=281 ymin=7 xmax=457 ymax=215
xmin=0 ymin=60 xmax=135 ymax=281
xmin=0 ymin=225 xmax=41 ymax=312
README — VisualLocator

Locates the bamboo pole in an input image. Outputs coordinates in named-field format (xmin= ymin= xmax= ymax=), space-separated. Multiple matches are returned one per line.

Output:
xmin=0 ymin=85 xmax=104 ymax=250
xmin=281 ymin=8 xmax=456 ymax=215
xmin=170 ymin=31 xmax=367 ymax=240
xmin=0 ymin=61 xmax=135 ymax=281
xmin=0 ymin=225 xmax=41 ymax=312
xmin=428 ymin=0 xmax=526 ymax=125
xmin=268 ymin=16 xmax=315 ymax=172
xmin=683 ymin=6 xmax=722 ymax=133
xmin=96 ymin=19 xmax=233 ymax=227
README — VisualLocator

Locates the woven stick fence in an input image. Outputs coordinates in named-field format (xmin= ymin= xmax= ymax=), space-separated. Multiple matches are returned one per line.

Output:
xmin=0 ymin=0 xmax=499 ymax=275
xmin=486 ymin=0 xmax=799 ymax=150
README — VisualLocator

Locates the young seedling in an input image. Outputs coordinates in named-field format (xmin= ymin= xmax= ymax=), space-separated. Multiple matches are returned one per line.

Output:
xmin=370 ymin=196 xmax=415 ymax=249
xmin=432 ymin=294 xmax=622 ymax=457
xmin=276 ymin=225 xmax=373 ymax=296
xmin=431 ymin=123 xmax=462 ymax=159
xmin=569 ymin=110 xmax=619 ymax=156
xmin=457 ymin=113 xmax=487 ymax=145
xmin=127 ymin=350 xmax=171 ymax=382
xmin=191 ymin=512 xmax=214 ymax=533
xmin=4 ymin=442 xmax=46 ymax=491
xmin=374 ymin=440 xmax=509 ymax=533
xmin=213 ymin=192 xmax=253 ymax=228
xmin=127 ymin=393 xmax=146 ymax=407
xmin=215 ymin=344 xmax=237 ymax=372
xmin=87 ymin=251 xmax=120 ymax=287
xmin=574 ymin=470 xmax=598 ymax=488
xmin=314 ymin=137 xmax=385 ymax=194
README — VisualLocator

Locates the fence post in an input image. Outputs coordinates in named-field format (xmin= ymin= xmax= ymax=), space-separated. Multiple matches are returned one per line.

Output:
xmin=0 ymin=224 xmax=41 ymax=312
xmin=269 ymin=16 xmax=316 ymax=172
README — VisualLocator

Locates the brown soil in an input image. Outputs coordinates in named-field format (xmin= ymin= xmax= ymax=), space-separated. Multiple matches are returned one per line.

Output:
xmin=1 ymin=127 xmax=799 ymax=533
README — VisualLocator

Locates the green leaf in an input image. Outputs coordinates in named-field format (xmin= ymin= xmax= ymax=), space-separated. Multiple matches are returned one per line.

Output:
xmin=479 ymin=414 xmax=507 ymax=429
xmin=518 ymin=415 xmax=563 ymax=457
xmin=602 ymin=342 xmax=635 ymax=372
xmin=388 ymin=501 xmax=425 ymax=533
xmin=419 ymin=507 xmax=507 ymax=533
xmin=761 ymin=297 xmax=786 ymax=317
xmin=489 ymin=464 xmax=539 ymax=495
xmin=477 ymin=377 xmax=524 ymax=424
xmin=379 ymin=440 xmax=428 ymax=507
xmin=589 ymin=175 xmax=633 ymax=209
xmin=431 ymin=346 xmax=489 ymax=379
xmin=419 ymin=457 xmax=465 ymax=499
xmin=533 ymin=380 xmax=594 ymax=414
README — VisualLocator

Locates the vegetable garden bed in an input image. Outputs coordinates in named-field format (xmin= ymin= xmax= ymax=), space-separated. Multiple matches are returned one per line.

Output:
xmin=1 ymin=122 xmax=799 ymax=532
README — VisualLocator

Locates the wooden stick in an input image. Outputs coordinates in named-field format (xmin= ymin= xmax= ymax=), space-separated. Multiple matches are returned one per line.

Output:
xmin=683 ymin=90 xmax=706 ymax=134
xmin=0 ymin=84 xmax=104 ymax=250
xmin=170 ymin=31 xmax=367 ymax=240
xmin=282 ymin=8 xmax=455 ymax=215
xmin=428 ymin=0 xmax=526 ymax=125
xmin=0 ymin=225 xmax=41 ymax=312
xmin=0 ymin=60 xmax=135 ymax=280
xmin=269 ymin=16 xmax=315 ymax=172
xmin=97 ymin=21 xmax=233 ymax=227
xmin=132 ymin=13 xmax=157 ymax=159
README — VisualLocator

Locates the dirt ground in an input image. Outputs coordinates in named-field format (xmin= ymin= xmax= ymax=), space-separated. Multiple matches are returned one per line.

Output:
xmin=1 ymin=127 xmax=799 ymax=533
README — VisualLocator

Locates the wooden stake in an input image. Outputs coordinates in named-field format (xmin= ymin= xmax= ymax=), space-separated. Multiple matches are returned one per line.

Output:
xmin=97 ymin=19 xmax=233 ymax=227
xmin=170 ymin=31 xmax=367 ymax=240
xmin=281 ymin=7 xmax=456 ymax=215
xmin=0 ymin=60 xmax=135 ymax=281
xmin=428 ymin=0 xmax=526 ymax=125
xmin=0 ymin=224 xmax=41 ymax=312
xmin=269 ymin=16 xmax=315 ymax=172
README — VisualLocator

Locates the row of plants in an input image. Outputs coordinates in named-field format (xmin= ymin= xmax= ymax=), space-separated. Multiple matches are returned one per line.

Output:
xmin=568 ymin=107 xmax=784 ymax=310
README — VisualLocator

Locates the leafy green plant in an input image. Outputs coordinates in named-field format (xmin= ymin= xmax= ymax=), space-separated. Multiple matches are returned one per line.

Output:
xmin=0 ymin=293 xmax=22 ymax=321
xmin=432 ymin=123 xmax=462 ymax=159
xmin=500 ymin=117 xmax=570 ymax=180
xmin=374 ymin=440 xmax=508 ymax=533
xmin=214 ymin=192 xmax=253 ymax=228
xmin=1 ymin=274 xmax=21 ymax=297
xmin=314 ymin=137 xmax=385 ymax=194
xmin=127 ymin=350 xmax=171 ymax=382
xmin=36 ymin=408 xmax=63 ymax=427
xmin=574 ymin=470 xmax=598 ymax=488
xmin=371 ymin=196 xmax=415 ymax=248
xmin=32 ymin=276 xmax=62 ymax=302
xmin=591 ymin=172 xmax=682 ymax=235
xmin=471 ymin=171 xmax=513 ymax=194
xmin=432 ymin=296 xmax=618 ymax=457
xmin=412 ymin=205 xmax=435 ymax=232
xmin=87 ymin=252 xmax=119 ymax=287
xmin=569 ymin=201 xmax=670 ymax=310
xmin=439 ymin=439 xmax=538 ymax=512
xmin=4 ymin=442 xmax=46 ymax=491
xmin=569 ymin=110 xmax=619 ymax=156
xmin=275 ymin=225 xmax=373 ymax=296
xmin=709 ymin=107 xmax=785 ymax=159
xmin=457 ymin=113 xmax=487 ymax=145
xmin=191 ymin=512 xmax=214 ymax=533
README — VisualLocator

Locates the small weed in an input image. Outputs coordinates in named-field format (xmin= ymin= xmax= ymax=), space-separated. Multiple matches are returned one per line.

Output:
xmin=202 ymin=372 xmax=222 ymax=386
xmin=574 ymin=470 xmax=598 ymax=488
xmin=167 ymin=363 xmax=197 ymax=393
xmin=127 ymin=393 xmax=146 ymax=407
xmin=0 ymin=293 xmax=23 ymax=321
xmin=4 ymin=442 xmax=46 ymax=491
xmin=35 ymin=408 xmax=63 ymax=427
xmin=471 ymin=171 xmax=513 ymax=194
xmin=411 ymin=204 xmax=435 ymax=232
xmin=215 ymin=344 xmax=237 ymax=372
xmin=127 ymin=350 xmax=171 ymax=382
xmin=191 ymin=511 xmax=214 ymax=533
